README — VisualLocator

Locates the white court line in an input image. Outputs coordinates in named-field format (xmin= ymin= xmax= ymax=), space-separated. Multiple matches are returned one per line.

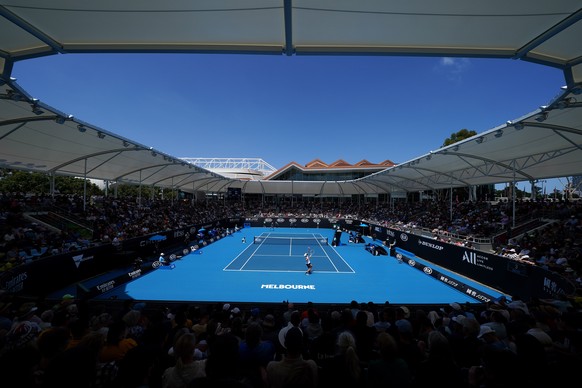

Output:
xmin=223 ymin=268 xmax=341 ymax=273
xmin=223 ymin=232 xmax=272 ymax=271
xmin=223 ymin=243 xmax=255 ymax=270
xmin=314 ymin=237 xmax=341 ymax=272
xmin=251 ymin=254 xmax=326 ymax=257
xmin=224 ymin=232 xmax=354 ymax=273
xmin=328 ymin=244 xmax=356 ymax=273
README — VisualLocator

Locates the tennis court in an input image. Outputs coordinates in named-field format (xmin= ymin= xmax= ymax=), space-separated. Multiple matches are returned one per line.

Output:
xmin=85 ymin=227 xmax=506 ymax=305
xmin=224 ymin=233 xmax=354 ymax=273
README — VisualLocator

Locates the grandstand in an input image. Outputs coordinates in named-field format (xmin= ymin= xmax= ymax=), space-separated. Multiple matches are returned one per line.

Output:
xmin=0 ymin=0 xmax=580 ymax=310
xmin=1 ymin=3 xmax=581 ymax=385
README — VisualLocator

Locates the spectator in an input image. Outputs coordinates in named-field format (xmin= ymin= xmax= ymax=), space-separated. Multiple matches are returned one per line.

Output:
xmin=162 ymin=332 xmax=206 ymax=388
xmin=413 ymin=330 xmax=464 ymax=387
xmin=318 ymin=330 xmax=365 ymax=387
xmin=99 ymin=320 xmax=138 ymax=363
xmin=266 ymin=327 xmax=318 ymax=388
xmin=367 ymin=332 xmax=412 ymax=388
xmin=238 ymin=322 xmax=276 ymax=387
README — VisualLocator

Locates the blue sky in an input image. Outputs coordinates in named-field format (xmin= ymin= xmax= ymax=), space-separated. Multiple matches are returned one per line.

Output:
xmin=12 ymin=53 xmax=569 ymax=192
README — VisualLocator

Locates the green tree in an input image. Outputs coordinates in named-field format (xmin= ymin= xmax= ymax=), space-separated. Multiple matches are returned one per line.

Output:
xmin=442 ymin=128 xmax=477 ymax=147
xmin=114 ymin=183 xmax=157 ymax=199
xmin=54 ymin=175 xmax=103 ymax=196
xmin=0 ymin=170 xmax=49 ymax=193
xmin=0 ymin=169 xmax=103 ymax=196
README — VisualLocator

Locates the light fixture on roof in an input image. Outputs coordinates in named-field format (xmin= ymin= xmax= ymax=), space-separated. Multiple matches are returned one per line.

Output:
xmin=77 ymin=124 xmax=87 ymax=132
xmin=557 ymin=97 xmax=576 ymax=109
xmin=494 ymin=129 xmax=503 ymax=138
xmin=56 ymin=114 xmax=73 ymax=124
xmin=452 ymin=145 xmax=459 ymax=151
xmin=425 ymin=154 xmax=431 ymax=160
xmin=506 ymin=120 xmax=524 ymax=129
xmin=476 ymin=136 xmax=484 ymax=144
xmin=535 ymin=112 xmax=548 ymax=122
xmin=97 ymin=131 xmax=106 ymax=139
xmin=7 ymin=90 xmax=22 ymax=101
xmin=0 ymin=77 xmax=16 ymax=87
xmin=560 ymin=85 xmax=582 ymax=95
xmin=30 ymin=99 xmax=44 ymax=115
xmin=122 ymin=141 xmax=130 ymax=147
xmin=151 ymin=151 xmax=157 ymax=157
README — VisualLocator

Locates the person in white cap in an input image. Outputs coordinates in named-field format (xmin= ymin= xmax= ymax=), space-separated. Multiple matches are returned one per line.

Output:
xmin=506 ymin=248 xmax=519 ymax=260
xmin=159 ymin=252 xmax=167 ymax=265
xmin=478 ymin=325 xmax=510 ymax=351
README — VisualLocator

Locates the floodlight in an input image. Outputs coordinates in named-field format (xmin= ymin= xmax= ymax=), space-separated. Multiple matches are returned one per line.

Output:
xmin=31 ymin=105 xmax=44 ymax=115
xmin=535 ymin=112 xmax=548 ymax=122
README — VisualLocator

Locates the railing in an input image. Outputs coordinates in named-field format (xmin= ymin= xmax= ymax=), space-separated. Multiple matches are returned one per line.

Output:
xmin=47 ymin=205 xmax=95 ymax=232
xmin=26 ymin=209 xmax=94 ymax=240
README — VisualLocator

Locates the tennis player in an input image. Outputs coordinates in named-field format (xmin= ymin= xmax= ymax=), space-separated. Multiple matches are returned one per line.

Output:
xmin=304 ymin=250 xmax=313 ymax=275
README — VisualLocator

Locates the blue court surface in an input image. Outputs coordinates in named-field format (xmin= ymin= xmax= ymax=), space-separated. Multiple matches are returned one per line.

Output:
xmin=92 ymin=227 xmax=505 ymax=305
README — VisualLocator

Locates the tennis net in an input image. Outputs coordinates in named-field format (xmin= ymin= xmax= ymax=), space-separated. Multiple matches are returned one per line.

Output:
xmin=253 ymin=236 xmax=328 ymax=245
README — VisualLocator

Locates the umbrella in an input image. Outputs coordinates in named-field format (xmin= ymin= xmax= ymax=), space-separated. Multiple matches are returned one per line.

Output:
xmin=149 ymin=234 xmax=166 ymax=241
xmin=359 ymin=223 xmax=369 ymax=238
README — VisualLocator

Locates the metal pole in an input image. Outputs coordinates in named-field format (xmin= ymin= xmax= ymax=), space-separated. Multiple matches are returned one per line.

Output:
xmin=449 ymin=187 xmax=453 ymax=221
xmin=83 ymin=159 xmax=87 ymax=212
xmin=512 ymin=165 xmax=516 ymax=228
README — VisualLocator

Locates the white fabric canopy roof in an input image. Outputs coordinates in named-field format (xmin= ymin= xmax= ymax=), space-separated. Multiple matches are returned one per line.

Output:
xmin=1 ymin=1 xmax=581 ymax=196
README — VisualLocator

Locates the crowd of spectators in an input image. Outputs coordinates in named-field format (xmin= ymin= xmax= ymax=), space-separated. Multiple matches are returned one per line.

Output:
xmin=0 ymin=294 xmax=580 ymax=387
xmin=1 ymin=191 xmax=582 ymax=386
xmin=2 ymin=192 xmax=581 ymax=282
